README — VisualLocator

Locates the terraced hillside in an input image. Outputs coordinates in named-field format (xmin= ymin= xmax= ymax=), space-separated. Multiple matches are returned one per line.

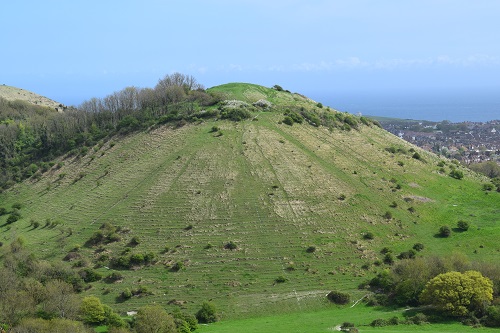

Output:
xmin=0 ymin=84 xmax=498 ymax=320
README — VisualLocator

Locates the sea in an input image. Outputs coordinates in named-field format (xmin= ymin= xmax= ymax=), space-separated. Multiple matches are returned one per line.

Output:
xmin=316 ymin=90 xmax=500 ymax=123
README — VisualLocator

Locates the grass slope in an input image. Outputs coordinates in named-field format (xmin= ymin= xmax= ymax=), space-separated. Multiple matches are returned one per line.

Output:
xmin=0 ymin=84 xmax=63 ymax=110
xmin=0 ymin=84 xmax=498 ymax=323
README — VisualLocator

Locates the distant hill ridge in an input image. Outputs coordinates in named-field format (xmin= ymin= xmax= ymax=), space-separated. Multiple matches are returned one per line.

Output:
xmin=0 ymin=84 xmax=64 ymax=111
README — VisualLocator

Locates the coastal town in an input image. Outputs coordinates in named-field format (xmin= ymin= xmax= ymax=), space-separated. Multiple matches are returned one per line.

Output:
xmin=378 ymin=118 xmax=500 ymax=165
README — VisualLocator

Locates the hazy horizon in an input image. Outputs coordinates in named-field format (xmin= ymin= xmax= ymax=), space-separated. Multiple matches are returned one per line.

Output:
xmin=2 ymin=1 xmax=499 ymax=121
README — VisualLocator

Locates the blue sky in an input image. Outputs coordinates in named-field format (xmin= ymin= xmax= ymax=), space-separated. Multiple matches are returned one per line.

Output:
xmin=2 ymin=0 xmax=500 ymax=112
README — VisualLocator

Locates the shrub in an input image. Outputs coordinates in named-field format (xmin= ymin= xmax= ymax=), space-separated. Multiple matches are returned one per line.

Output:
xmin=171 ymin=261 xmax=184 ymax=272
xmin=420 ymin=271 xmax=493 ymax=317
xmin=388 ymin=316 xmax=400 ymax=325
xmin=383 ymin=211 xmax=393 ymax=220
xmin=385 ymin=147 xmax=397 ymax=154
xmin=483 ymin=183 xmax=495 ymax=191
xmin=412 ymin=152 xmax=422 ymax=160
xmin=380 ymin=247 xmax=391 ymax=254
xmin=12 ymin=202 xmax=22 ymax=210
xmin=306 ymin=246 xmax=316 ymax=253
xmin=0 ymin=207 xmax=6 ymax=215
xmin=196 ymin=301 xmax=219 ymax=323
xmin=327 ymin=290 xmax=350 ymax=305
xmin=384 ymin=253 xmax=395 ymax=265
xmin=79 ymin=268 xmax=103 ymax=282
xmin=457 ymin=220 xmax=470 ymax=231
xmin=224 ymin=241 xmax=237 ymax=250
xmin=6 ymin=213 xmax=20 ymax=224
xmin=105 ymin=272 xmax=124 ymax=282
xmin=121 ymin=288 xmax=132 ymax=300
xmin=282 ymin=116 xmax=294 ymax=126
xmin=438 ymin=225 xmax=451 ymax=238
xmin=221 ymin=108 xmax=252 ymax=121
xmin=363 ymin=232 xmax=374 ymax=240
xmin=413 ymin=243 xmax=424 ymax=251
xmin=405 ymin=312 xmax=429 ymax=325
xmin=450 ymin=169 xmax=464 ymax=180
xmin=370 ymin=318 xmax=388 ymax=327
xmin=129 ymin=236 xmax=140 ymax=246
xmin=275 ymin=276 xmax=287 ymax=283
xmin=397 ymin=250 xmax=416 ymax=260
xmin=130 ymin=253 xmax=145 ymax=265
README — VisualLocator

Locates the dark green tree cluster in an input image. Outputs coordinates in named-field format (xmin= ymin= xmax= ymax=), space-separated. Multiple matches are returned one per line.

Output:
xmin=366 ymin=254 xmax=500 ymax=327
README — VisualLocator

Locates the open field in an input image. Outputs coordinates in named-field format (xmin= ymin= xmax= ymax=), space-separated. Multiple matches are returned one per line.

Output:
xmin=1 ymin=84 xmax=498 ymax=328
xmin=198 ymin=303 xmax=500 ymax=333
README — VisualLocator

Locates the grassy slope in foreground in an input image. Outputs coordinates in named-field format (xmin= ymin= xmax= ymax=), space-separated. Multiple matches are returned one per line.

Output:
xmin=198 ymin=304 xmax=500 ymax=333
xmin=0 ymin=84 xmax=498 ymax=321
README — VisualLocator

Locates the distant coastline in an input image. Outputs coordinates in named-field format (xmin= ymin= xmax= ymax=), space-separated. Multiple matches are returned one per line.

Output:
xmin=315 ymin=90 xmax=500 ymax=123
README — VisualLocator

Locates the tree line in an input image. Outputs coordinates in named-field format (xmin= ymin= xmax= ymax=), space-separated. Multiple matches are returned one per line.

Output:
xmin=0 ymin=73 xmax=222 ymax=190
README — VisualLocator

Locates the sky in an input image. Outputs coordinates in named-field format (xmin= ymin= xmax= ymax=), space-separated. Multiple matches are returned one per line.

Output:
xmin=2 ymin=0 xmax=500 ymax=119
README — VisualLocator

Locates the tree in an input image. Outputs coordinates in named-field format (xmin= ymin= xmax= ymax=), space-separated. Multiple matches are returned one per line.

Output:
xmin=420 ymin=270 xmax=493 ymax=317
xmin=80 ymin=296 xmax=106 ymax=325
xmin=135 ymin=305 xmax=176 ymax=333
xmin=196 ymin=301 xmax=219 ymax=323
xmin=43 ymin=279 xmax=80 ymax=319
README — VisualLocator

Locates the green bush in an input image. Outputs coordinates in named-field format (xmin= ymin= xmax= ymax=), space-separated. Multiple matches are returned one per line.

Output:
xmin=457 ymin=220 xmax=470 ymax=231
xmin=449 ymin=169 xmax=464 ymax=179
xmin=282 ymin=116 xmax=294 ymax=126
xmin=413 ymin=243 xmax=424 ymax=251
xmin=363 ymin=232 xmax=374 ymax=240
xmin=6 ymin=212 xmax=20 ymax=224
xmin=121 ymin=288 xmax=132 ymax=300
xmin=275 ymin=276 xmax=287 ymax=283
xmin=439 ymin=225 xmax=451 ymax=237
xmin=171 ymin=261 xmax=184 ymax=272
xmin=221 ymin=108 xmax=252 ymax=121
xmin=306 ymin=245 xmax=316 ymax=253
xmin=196 ymin=301 xmax=219 ymax=323
xmin=327 ymin=290 xmax=350 ymax=305
xmin=383 ymin=211 xmax=393 ymax=220
xmin=383 ymin=253 xmax=395 ymax=265
xmin=224 ymin=241 xmax=237 ymax=250
xmin=79 ymin=268 xmax=103 ymax=282
xmin=370 ymin=318 xmax=388 ymax=327
xmin=412 ymin=152 xmax=422 ymax=160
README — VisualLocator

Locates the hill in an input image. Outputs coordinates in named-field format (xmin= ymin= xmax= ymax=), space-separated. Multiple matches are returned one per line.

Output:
xmin=0 ymin=84 xmax=64 ymax=111
xmin=0 ymin=83 xmax=499 ymax=327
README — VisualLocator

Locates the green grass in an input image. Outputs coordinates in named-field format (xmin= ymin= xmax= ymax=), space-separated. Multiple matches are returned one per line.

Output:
xmin=198 ymin=303 xmax=499 ymax=333
xmin=0 ymin=83 xmax=498 ymax=327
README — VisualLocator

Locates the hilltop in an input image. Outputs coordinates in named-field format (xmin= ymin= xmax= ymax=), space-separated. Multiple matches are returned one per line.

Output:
xmin=0 ymin=84 xmax=64 ymax=111
xmin=0 ymin=81 xmax=499 ymax=331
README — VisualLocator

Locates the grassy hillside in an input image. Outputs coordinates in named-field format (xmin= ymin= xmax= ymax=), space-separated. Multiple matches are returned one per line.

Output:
xmin=0 ymin=84 xmax=498 ymax=324
xmin=0 ymin=84 xmax=63 ymax=110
